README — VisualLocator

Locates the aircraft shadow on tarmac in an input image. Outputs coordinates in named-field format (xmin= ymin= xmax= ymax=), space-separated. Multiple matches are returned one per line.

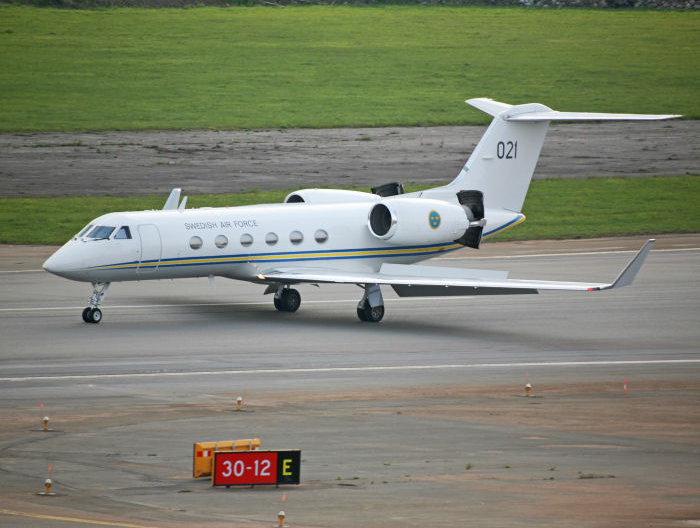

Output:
xmin=101 ymin=293 xmax=618 ymax=353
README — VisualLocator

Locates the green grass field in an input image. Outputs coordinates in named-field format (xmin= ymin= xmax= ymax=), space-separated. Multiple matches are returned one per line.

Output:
xmin=0 ymin=6 xmax=698 ymax=131
xmin=1 ymin=176 xmax=698 ymax=245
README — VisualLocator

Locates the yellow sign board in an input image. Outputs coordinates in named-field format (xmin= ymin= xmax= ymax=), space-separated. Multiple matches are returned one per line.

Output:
xmin=193 ymin=438 xmax=261 ymax=478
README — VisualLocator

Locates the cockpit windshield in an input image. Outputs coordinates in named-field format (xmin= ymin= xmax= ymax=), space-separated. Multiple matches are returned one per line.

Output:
xmin=87 ymin=226 xmax=115 ymax=239
xmin=77 ymin=224 xmax=93 ymax=237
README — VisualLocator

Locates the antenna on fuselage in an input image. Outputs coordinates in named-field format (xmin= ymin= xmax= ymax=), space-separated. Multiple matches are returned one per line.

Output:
xmin=163 ymin=188 xmax=188 ymax=212
xmin=163 ymin=188 xmax=181 ymax=210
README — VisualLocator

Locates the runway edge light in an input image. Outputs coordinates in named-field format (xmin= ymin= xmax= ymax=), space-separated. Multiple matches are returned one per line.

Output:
xmin=278 ymin=494 xmax=287 ymax=527
xmin=38 ymin=464 xmax=56 ymax=496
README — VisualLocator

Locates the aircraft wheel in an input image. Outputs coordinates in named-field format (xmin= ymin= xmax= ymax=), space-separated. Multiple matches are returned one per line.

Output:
xmin=356 ymin=303 xmax=368 ymax=322
xmin=277 ymin=289 xmax=301 ymax=312
xmin=88 ymin=308 xmax=102 ymax=324
xmin=82 ymin=307 xmax=92 ymax=323
xmin=358 ymin=301 xmax=384 ymax=323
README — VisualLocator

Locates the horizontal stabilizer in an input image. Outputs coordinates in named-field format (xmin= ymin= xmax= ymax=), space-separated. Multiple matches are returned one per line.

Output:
xmin=466 ymin=98 xmax=512 ymax=117
xmin=466 ymin=98 xmax=681 ymax=121
xmin=505 ymin=111 xmax=682 ymax=122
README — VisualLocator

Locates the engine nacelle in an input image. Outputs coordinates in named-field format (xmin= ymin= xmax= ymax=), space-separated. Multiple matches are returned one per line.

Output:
xmin=367 ymin=198 xmax=468 ymax=246
xmin=285 ymin=189 xmax=380 ymax=204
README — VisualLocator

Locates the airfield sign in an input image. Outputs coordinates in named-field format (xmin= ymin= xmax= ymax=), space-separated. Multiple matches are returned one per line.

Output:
xmin=212 ymin=450 xmax=301 ymax=487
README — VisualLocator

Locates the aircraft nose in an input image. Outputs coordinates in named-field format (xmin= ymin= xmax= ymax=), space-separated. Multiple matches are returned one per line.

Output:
xmin=43 ymin=246 xmax=84 ymax=279
xmin=43 ymin=250 xmax=67 ymax=275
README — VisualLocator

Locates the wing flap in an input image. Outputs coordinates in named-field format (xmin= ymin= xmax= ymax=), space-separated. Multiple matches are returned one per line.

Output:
xmin=391 ymin=284 xmax=537 ymax=297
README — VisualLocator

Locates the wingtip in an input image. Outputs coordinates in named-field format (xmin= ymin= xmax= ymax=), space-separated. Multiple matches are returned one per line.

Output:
xmin=607 ymin=239 xmax=656 ymax=289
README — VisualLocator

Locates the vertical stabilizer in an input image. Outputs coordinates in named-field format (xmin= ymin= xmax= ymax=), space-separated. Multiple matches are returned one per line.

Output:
xmin=446 ymin=100 xmax=550 ymax=213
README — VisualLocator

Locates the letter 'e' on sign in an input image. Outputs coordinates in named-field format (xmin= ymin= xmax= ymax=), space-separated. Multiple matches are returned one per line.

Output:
xmin=212 ymin=450 xmax=301 ymax=487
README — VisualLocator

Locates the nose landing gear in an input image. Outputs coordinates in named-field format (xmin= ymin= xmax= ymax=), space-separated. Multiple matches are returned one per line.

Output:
xmin=82 ymin=306 xmax=102 ymax=324
xmin=82 ymin=282 xmax=110 ymax=324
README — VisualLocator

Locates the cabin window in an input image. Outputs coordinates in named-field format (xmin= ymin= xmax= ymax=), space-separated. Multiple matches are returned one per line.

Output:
xmin=189 ymin=236 xmax=203 ymax=250
xmin=240 ymin=233 xmax=254 ymax=247
xmin=290 ymin=231 xmax=303 ymax=245
xmin=114 ymin=226 xmax=132 ymax=240
xmin=314 ymin=229 xmax=329 ymax=243
xmin=215 ymin=235 xmax=228 ymax=249
xmin=78 ymin=224 xmax=93 ymax=237
xmin=87 ymin=226 xmax=115 ymax=239
xmin=265 ymin=232 xmax=278 ymax=246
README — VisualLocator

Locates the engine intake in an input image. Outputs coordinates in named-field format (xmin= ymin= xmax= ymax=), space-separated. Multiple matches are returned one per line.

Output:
xmin=369 ymin=203 xmax=394 ymax=237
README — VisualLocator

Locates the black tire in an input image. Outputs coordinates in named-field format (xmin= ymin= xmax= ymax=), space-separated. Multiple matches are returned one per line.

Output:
xmin=356 ymin=300 xmax=368 ymax=322
xmin=282 ymin=289 xmax=301 ymax=312
xmin=273 ymin=295 xmax=283 ymax=311
xmin=82 ymin=307 xmax=92 ymax=323
xmin=88 ymin=308 xmax=102 ymax=324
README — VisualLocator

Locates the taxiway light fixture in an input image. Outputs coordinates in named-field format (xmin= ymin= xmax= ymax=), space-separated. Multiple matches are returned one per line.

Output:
xmin=236 ymin=397 xmax=243 ymax=411
xmin=39 ymin=478 xmax=56 ymax=496
xmin=278 ymin=510 xmax=285 ymax=527
xmin=525 ymin=383 xmax=532 ymax=397
xmin=43 ymin=416 xmax=50 ymax=431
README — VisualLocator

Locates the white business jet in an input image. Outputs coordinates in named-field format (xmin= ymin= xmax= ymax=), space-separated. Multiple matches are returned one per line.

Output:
xmin=43 ymin=98 xmax=679 ymax=324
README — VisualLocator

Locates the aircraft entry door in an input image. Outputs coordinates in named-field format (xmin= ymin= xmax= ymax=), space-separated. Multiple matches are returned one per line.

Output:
xmin=137 ymin=224 xmax=162 ymax=273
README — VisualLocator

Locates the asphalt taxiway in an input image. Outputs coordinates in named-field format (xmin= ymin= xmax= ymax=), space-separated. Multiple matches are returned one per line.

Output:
xmin=1 ymin=236 xmax=699 ymax=527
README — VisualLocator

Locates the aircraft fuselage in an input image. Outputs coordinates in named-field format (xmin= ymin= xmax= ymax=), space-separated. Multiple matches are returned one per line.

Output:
xmin=43 ymin=199 xmax=497 ymax=284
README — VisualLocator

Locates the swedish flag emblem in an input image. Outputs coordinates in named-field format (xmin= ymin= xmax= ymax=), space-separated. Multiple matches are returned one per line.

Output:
xmin=428 ymin=210 xmax=441 ymax=229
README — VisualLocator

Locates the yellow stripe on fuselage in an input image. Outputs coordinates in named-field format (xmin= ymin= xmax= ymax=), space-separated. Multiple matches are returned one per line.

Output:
xmin=86 ymin=243 xmax=464 ymax=271
xmin=482 ymin=215 xmax=526 ymax=240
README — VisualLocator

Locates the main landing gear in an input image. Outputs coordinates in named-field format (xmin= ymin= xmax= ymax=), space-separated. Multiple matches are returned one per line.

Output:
xmin=269 ymin=283 xmax=385 ymax=322
xmin=273 ymin=286 xmax=301 ymax=313
xmin=82 ymin=281 xmax=110 ymax=324
xmin=356 ymin=283 xmax=384 ymax=323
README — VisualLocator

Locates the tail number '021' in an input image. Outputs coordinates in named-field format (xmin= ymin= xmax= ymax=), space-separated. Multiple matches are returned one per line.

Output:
xmin=497 ymin=141 xmax=517 ymax=159
xmin=221 ymin=459 xmax=271 ymax=477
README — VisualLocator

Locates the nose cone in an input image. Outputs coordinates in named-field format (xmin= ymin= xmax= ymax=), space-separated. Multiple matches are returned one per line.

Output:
xmin=43 ymin=245 xmax=86 ymax=281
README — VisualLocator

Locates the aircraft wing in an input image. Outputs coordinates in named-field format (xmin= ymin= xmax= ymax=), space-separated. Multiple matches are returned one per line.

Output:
xmin=260 ymin=240 xmax=654 ymax=297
